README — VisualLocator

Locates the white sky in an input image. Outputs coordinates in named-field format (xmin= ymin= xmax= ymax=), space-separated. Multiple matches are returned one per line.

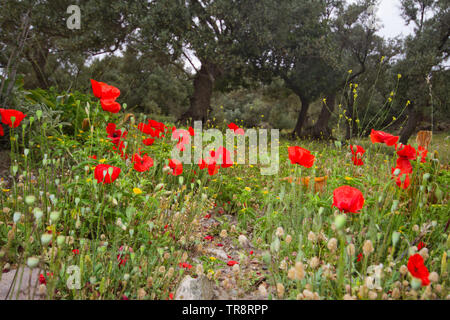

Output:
xmin=373 ymin=0 xmax=415 ymax=39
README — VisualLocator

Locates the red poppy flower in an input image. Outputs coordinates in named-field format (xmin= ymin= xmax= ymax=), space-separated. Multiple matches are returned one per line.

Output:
xmin=89 ymin=155 xmax=97 ymax=160
xmin=138 ymin=120 xmax=167 ymax=138
xmin=117 ymin=246 xmax=132 ymax=267
xmin=407 ymin=253 xmax=430 ymax=286
xmin=90 ymin=79 xmax=120 ymax=100
xmin=168 ymin=159 xmax=183 ymax=176
xmin=200 ymin=156 xmax=220 ymax=175
xmin=357 ymin=253 xmax=363 ymax=262
xmin=169 ymin=293 xmax=174 ymax=300
xmin=138 ymin=122 xmax=156 ymax=136
xmin=72 ymin=249 xmax=80 ymax=255
xmin=188 ymin=126 xmax=195 ymax=136
xmin=210 ymin=147 xmax=233 ymax=168
xmin=149 ymin=119 xmax=167 ymax=133
xmin=94 ymin=164 xmax=121 ymax=184
xmin=249 ymin=251 xmax=254 ymax=255
xmin=396 ymin=144 xmax=417 ymax=160
xmin=0 ymin=125 xmax=4 ymax=136
xmin=112 ymin=142 xmax=128 ymax=160
xmin=288 ymin=146 xmax=315 ymax=168
xmin=391 ymin=169 xmax=410 ymax=189
xmin=91 ymin=79 xmax=105 ymax=98
xmin=204 ymin=214 xmax=211 ymax=219
xmin=172 ymin=129 xmax=191 ymax=151
xmin=395 ymin=157 xmax=413 ymax=174
xmin=106 ymin=123 xmax=127 ymax=147
xmin=143 ymin=138 xmax=155 ymax=146
xmin=228 ymin=122 xmax=245 ymax=135
xmin=39 ymin=274 xmax=46 ymax=285
xmin=350 ymin=144 xmax=365 ymax=166
xmin=370 ymin=129 xmax=399 ymax=146
xmin=417 ymin=242 xmax=425 ymax=251
xmin=332 ymin=185 xmax=365 ymax=213
xmin=207 ymin=161 xmax=220 ymax=176
xmin=198 ymin=158 xmax=208 ymax=170
xmin=391 ymin=158 xmax=412 ymax=189
xmin=179 ymin=262 xmax=193 ymax=270
xmin=227 ymin=260 xmax=239 ymax=266
xmin=204 ymin=235 xmax=214 ymax=241
xmin=0 ymin=108 xmax=26 ymax=128
xmin=100 ymin=99 xmax=121 ymax=114
xmin=217 ymin=243 xmax=224 ymax=247
xmin=132 ymin=153 xmax=154 ymax=172
xmin=417 ymin=146 xmax=427 ymax=163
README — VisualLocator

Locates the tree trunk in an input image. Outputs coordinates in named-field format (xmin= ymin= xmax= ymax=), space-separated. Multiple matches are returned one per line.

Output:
xmin=0 ymin=11 xmax=31 ymax=106
xmin=400 ymin=104 xmax=421 ymax=144
xmin=311 ymin=93 xmax=336 ymax=140
xmin=179 ymin=61 xmax=221 ymax=124
xmin=26 ymin=43 xmax=50 ymax=90
xmin=291 ymin=95 xmax=310 ymax=139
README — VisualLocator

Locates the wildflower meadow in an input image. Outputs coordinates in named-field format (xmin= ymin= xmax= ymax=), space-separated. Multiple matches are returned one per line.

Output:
xmin=0 ymin=0 xmax=449 ymax=304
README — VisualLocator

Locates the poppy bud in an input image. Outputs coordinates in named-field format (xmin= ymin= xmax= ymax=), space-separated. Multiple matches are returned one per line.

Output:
xmin=25 ymin=195 xmax=36 ymax=205
xmin=262 ymin=251 xmax=271 ymax=265
xmin=270 ymin=237 xmax=280 ymax=253
xmin=285 ymin=235 xmax=292 ymax=244
xmin=408 ymin=246 xmax=418 ymax=255
xmin=27 ymin=257 xmax=39 ymax=268
xmin=392 ymin=231 xmax=400 ymax=246
xmin=13 ymin=212 xmax=21 ymax=224
xmin=275 ymin=227 xmax=284 ymax=238
xmin=335 ymin=215 xmax=346 ymax=230
xmin=441 ymin=252 xmax=447 ymax=277
xmin=57 ymin=235 xmax=65 ymax=246
xmin=82 ymin=118 xmax=90 ymax=130
xmin=34 ymin=208 xmax=43 ymax=220
xmin=50 ymin=211 xmax=60 ymax=223
xmin=347 ymin=244 xmax=355 ymax=256
xmin=41 ymin=233 xmax=52 ymax=246
xmin=410 ymin=277 xmax=422 ymax=290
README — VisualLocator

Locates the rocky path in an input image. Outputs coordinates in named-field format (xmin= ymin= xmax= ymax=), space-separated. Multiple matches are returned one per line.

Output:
xmin=175 ymin=207 xmax=272 ymax=300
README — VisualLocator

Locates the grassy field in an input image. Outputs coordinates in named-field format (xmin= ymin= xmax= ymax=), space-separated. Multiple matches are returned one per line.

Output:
xmin=0 ymin=105 xmax=449 ymax=300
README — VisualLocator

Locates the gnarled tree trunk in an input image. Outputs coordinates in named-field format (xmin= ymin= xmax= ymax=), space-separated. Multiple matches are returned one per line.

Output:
xmin=291 ymin=94 xmax=310 ymax=139
xmin=180 ymin=61 xmax=222 ymax=124
xmin=311 ymin=93 xmax=336 ymax=140
xmin=25 ymin=40 xmax=50 ymax=90
xmin=400 ymin=104 xmax=421 ymax=144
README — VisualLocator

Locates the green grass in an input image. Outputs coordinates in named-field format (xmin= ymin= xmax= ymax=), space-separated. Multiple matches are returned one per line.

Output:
xmin=0 ymin=106 xmax=448 ymax=300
